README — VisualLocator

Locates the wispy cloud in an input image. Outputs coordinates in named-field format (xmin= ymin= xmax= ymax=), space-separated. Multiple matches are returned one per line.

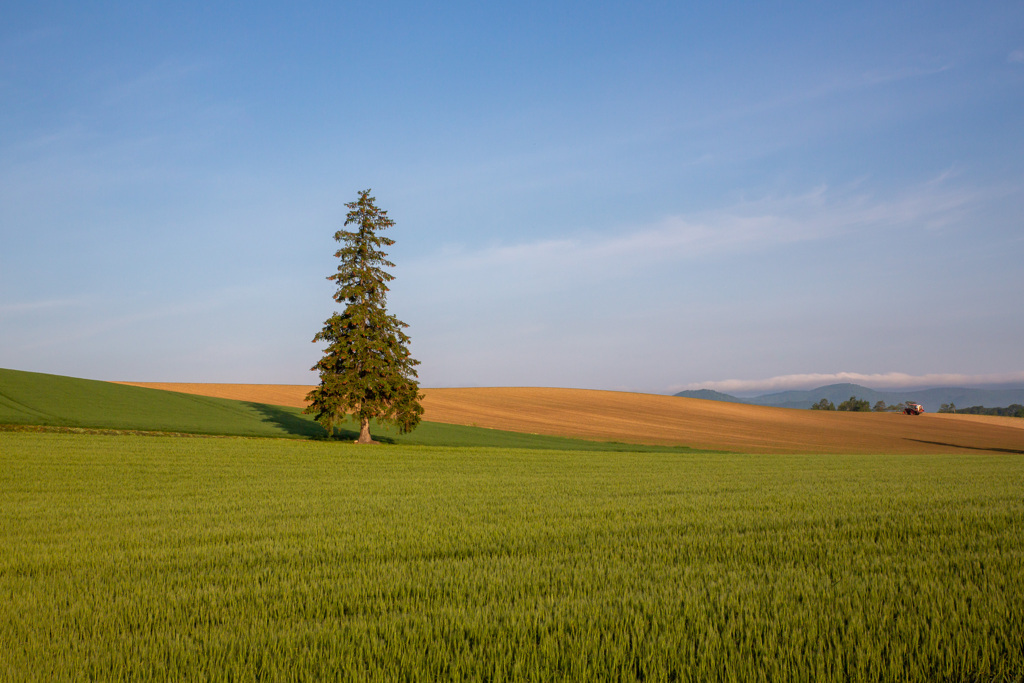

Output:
xmin=676 ymin=371 xmax=1024 ymax=395
xmin=414 ymin=175 xmax=987 ymax=280
xmin=98 ymin=58 xmax=207 ymax=108
xmin=7 ymin=287 xmax=256 ymax=352
xmin=859 ymin=64 xmax=952 ymax=87
xmin=0 ymin=25 xmax=65 ymax=53
xmin=694 ymin=61 xmax=954 ymax=132
xmin=0 ymin=299 xmax=82 ymax=315
xmin=1009 ymin=49 xmax=1024 ymax=64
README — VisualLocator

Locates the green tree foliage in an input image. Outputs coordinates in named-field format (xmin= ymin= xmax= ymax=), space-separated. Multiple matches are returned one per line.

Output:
xmin=939 ymin=403 xmax=957 ymax=413
xmin=948 ymin=404 xmax=1024 ymax=418
xmin=837 ymin=396 xmax=871 ymax=412
xmin=305 ymin=190 xmax=423 ymax=443
xmin=872 ymin=400 xmax=888 ymax=412
xmin=811 ymin=398 xmax=835 ymax=411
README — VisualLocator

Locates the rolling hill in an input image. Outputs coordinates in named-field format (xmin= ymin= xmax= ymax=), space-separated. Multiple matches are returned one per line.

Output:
xmin=1 ymin=368 xmax=324 ymax=438
xmin=0 ymin=369 xmax=688 ymax=452
xmin=117 ymin=381 xmax=1024 ymax=455
xmin=3 ymin=368 xmax=1021 ymax=453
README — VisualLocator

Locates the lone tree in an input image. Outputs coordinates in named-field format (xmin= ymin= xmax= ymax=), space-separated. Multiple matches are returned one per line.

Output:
xmin=305 ymin=190 xmax=423 ymax=443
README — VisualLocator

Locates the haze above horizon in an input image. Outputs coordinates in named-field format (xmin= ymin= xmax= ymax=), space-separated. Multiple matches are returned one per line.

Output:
xmin=2 ymin=2 xmax=1022 ymax=394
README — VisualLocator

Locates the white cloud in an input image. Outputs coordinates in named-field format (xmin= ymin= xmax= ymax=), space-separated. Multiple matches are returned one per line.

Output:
xmin=676 ymin=371 xmax=1024 ymax=395
xmin=411 ymin=175 xmax=985 ymax=281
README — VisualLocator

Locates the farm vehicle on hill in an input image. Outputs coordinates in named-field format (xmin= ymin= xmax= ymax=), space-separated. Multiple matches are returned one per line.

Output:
xmin=903 ymin=402 xmax=925 ymax=415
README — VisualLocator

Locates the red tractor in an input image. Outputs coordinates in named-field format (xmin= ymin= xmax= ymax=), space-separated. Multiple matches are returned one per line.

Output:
xmin=903 ymin=402 xmax=925 ymax=415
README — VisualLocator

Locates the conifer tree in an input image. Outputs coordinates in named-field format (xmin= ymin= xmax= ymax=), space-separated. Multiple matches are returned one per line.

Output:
xmin=305 ymin=190 xmax=423 ymax=443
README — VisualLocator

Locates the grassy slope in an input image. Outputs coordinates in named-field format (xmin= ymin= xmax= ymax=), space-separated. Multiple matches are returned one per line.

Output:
xmin=0 ymin=368 xmax=306 ymax=437
xmin=3 ymin=432 xmax=1022 ymax=681
xmin=0 ymin=368 xmax=693 ymax=452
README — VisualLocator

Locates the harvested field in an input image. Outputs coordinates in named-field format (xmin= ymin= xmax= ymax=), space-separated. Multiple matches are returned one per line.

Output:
xmin=116 ymin=383 xmax=1024 ymax=454
xmin=930 ymin=411 xmax=1024 ymax=430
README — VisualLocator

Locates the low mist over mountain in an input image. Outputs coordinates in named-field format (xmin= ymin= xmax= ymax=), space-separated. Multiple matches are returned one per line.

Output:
xmin=674 ymin=383 xmax=1024 ymax=412
xmin=670 ymin=389 xmax=743 ymax=403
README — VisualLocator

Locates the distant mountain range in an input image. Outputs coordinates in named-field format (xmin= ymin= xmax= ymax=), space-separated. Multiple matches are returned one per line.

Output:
xmin=674 ymin=382 xmax=1024 ymax=412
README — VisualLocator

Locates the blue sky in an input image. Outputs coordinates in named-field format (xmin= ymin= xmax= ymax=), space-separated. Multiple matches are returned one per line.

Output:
xmin=2 ymin=2 xmax=1022 ymax=394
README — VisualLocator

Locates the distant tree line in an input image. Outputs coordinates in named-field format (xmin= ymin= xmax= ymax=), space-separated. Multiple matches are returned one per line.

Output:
xmin=811 ymin=397 xmax=910 ymax=412
xmin=937 ymin=403 xmax=1024 ymax=418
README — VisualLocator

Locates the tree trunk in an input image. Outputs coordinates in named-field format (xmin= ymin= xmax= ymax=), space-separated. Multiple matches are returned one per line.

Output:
xmin=356 ymin=417 xmax=374 ymax=444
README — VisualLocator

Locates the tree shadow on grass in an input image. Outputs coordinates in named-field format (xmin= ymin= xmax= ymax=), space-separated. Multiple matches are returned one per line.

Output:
xmin=243 ymin=402 xmax=332 ymax=439
xmin=243 ymin=402 xmax=401 ymax=443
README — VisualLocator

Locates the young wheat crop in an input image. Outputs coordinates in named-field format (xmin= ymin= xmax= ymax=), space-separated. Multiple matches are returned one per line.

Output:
xmin=1 ymin=433 xmax=1022 ymax=681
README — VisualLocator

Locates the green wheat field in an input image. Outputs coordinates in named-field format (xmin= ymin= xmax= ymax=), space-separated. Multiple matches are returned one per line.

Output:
xmin=3 ymin=430 xmax=1023 ymax=682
